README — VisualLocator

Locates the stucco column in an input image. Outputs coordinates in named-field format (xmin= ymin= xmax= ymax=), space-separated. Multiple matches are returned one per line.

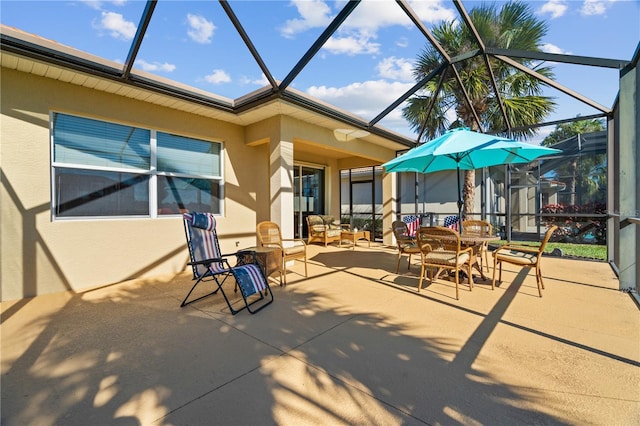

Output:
xmin=382 ymin=170 xmax=397 ymax=246
xmin=269 ymin=137 xmax=295 ymax=239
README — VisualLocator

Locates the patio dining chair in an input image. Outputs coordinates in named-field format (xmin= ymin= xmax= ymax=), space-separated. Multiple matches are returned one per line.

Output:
xmin=462 ymin=219 xmax=493 ymax=273
xmin=417 ymin=226 xmax=474 ymax=300
xmin=392 ymin=220 xmax=420 ymax=273
xmin=256 ymin=221 xmax=307 ymax=285
xmin=182 ymin=211 xmax=273 ymax=314
xmin=492 ymin=225 xmax=558 ymax=297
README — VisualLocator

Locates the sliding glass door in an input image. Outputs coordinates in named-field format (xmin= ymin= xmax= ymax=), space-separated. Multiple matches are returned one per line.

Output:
xmin=294 ymin=165 xmax=325 ymax=238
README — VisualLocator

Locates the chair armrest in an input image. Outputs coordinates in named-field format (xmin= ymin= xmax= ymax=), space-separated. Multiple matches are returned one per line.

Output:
xmin=418 ymin=243 xmax=434 ymax=252
xmin=460 ymin=246 xmax=474 ymax=256
xmin=309 ymin=225 xmax=329 ymax=234
xmin=260 ymin=242 xmax=284 ymax=251
xmin=188 ymin=257 xmax=229 ymax=266
xmin=397 ymin=236 xmax=416 ymax=243
xmin=496 ymin=244 xmax=541 ymax=254
xmin=282 ymin=238 xmax=307 ymax=247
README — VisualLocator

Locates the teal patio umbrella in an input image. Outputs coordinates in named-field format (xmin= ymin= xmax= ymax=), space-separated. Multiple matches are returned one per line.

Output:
xmin=382 ymin=128 xmax=562 ymax=230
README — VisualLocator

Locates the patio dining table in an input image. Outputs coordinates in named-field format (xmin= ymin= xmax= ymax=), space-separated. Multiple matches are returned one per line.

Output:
xmin=459 ymin=233 xmax=500 ymax=281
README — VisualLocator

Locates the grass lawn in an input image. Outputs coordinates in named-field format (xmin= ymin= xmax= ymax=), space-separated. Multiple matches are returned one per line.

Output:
xmin=491 ymin=241 xmax=606 ymax=261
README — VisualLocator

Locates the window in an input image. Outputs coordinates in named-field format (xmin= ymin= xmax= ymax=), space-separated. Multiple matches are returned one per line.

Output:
xmin=52 ymin=113 xmax=222 ymax=218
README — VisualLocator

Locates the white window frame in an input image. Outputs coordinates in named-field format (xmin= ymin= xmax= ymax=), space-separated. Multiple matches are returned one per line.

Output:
xmin=50 ymin=112 xmax=224 ymax=220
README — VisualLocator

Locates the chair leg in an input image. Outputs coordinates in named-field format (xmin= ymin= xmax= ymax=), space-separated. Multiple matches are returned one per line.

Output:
xmin=418 ymin=264 xmax=425 ymax=292
xmin=537 ymin=263 xmax=545 ymax=289
xmin=407 ymin=253 xmax=412 ymax=271
xmin=181 ymin=274 xmax=225 ymax=307
xmin=482 ymin=246 xmax=490 ymax=273
xmin=467 ymin=261 xmax=473 ymax=291
xmin=491 ymin=259 xmax=498 ymax=288
xmin=304 ymin=256 xmax=308 ymax=277
xmin=396 ymin=253 xmax=402 ymax=274
xmin=493 ymin=260 xmax=503 ymax=288
xmin=535 ymin=264 xmax=543 ymax=297
xmin=282 ymin=258 xmax=287 ymax=285
xmin=454 ymin=267 xmax=459 ymax=300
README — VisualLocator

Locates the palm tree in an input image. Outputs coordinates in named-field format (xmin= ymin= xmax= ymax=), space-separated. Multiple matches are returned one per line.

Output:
xmin=403 ymin=1 xmax=555 ymax=218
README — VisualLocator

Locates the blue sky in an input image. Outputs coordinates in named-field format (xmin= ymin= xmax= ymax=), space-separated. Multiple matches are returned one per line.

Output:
xmin=2 ymin=0 xmax=639 ymax=142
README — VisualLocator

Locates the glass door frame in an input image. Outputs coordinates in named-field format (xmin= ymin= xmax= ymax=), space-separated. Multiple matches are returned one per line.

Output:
xmin=294 ymin=163 xmax=326 ymax=239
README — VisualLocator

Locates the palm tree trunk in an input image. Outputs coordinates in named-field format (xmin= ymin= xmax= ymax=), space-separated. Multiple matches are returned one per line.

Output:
xmin=463 ymin=169 xmax=474 ymax=220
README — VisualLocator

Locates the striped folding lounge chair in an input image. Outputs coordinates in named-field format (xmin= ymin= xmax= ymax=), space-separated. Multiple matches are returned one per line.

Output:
xmin=182 ymin=211 xmax=273 ymax=314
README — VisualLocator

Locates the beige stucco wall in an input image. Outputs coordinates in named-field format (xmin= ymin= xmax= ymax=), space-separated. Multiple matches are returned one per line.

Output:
xmin=0 ymin=69 xmax=266 ymax=301
xmin=1 ymin=67 xmax=403 ymax=301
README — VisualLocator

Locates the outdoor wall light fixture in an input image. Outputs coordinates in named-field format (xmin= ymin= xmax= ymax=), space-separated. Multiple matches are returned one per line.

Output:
xmin=333 ymin=128 xmax=370 ymax=142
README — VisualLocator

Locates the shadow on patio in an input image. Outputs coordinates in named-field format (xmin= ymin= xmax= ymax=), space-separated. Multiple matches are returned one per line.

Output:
xmin=2 ymin=243 xmax=639 ymax=425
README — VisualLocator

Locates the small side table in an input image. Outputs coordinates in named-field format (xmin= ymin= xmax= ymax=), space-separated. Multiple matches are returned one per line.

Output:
xmin=239 ymin=246 xmax=282 ymax=284
xmin=340 ymin=230 xmax=371 ymax=250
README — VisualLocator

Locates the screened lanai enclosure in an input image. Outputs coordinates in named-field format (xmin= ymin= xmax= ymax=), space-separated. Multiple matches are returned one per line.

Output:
xmin=1 ymin=0 xmax=637 ymax=293
xmin=341 ymin=129 xmax=608 ymax=245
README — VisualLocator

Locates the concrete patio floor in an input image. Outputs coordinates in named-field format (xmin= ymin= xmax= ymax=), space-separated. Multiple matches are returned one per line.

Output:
xmin=2 ymin=242 xmax=639 ymax=425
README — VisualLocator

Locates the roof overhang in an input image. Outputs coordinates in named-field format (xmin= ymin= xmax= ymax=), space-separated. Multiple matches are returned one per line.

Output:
xmin=0 ymin=24 xmax=415 ymax=151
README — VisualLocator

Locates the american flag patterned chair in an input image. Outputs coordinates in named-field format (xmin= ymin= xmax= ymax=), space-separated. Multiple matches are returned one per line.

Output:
xmin=182 ymin=211 xmax=273 ymax=314
xmin=443 ymin=215 xmax=460 ymax=231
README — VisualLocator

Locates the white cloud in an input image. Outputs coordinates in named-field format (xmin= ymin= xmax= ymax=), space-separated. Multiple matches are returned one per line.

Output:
xmin=279 ymin=0 xmax=334 ymax=38
xmin=539 ymin=1 xmax=568 ymax=19
xmin=96 ymin=11 xmax=137 ymax=40
xmin=238 ymin=74 xmax=270 ymax=86
xmin=407 ymin=0 xmax=457 ymax=24
xmin=541 ymin=43 xmax=569 ymax=55
xmin=341 ymin=0 xmax=455 ymax=31
xmin=307 ymin=79 xmax=414 ymax=119
xmin=324 ymin=32 xmax=380 ymax=55
xmin=135 ymin=60 xmax=176 ymax=73
xmin=81 ymin=1 xmax=126 ymax=10
xmin=581 ymin=0 xmax=616 ymax=16
xmin=280 ymin=0 xmax=454 ymax=59
xmin=81 ymin=1 xmax=105 ymax=10
xmin=376 ymin=57 xmax=414 ymax=82
xmin=187 ymin=14 xmax=215 ymax=44
xmin=204 ymin=69 xmax=231 ymax=84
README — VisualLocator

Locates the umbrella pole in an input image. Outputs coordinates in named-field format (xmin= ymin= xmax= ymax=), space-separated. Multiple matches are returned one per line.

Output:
xmin=457 ymin=166 xmax=463 ymax=233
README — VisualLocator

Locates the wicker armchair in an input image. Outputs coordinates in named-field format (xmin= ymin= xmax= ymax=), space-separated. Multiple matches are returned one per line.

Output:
xmin=492 ymin=225 xmax=558 ymax=297
xmin=306 ymin=215 xmax=350 ymax=247
xmin=462 ymin=219 xmax=493 ymax=273
xmin=256 ymin=221 xmax=307 ymax=285
xmin=417 ymin=226 xmax=474 ymax=300
xmin=392 ymin=220 xmax=420 ymax=273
